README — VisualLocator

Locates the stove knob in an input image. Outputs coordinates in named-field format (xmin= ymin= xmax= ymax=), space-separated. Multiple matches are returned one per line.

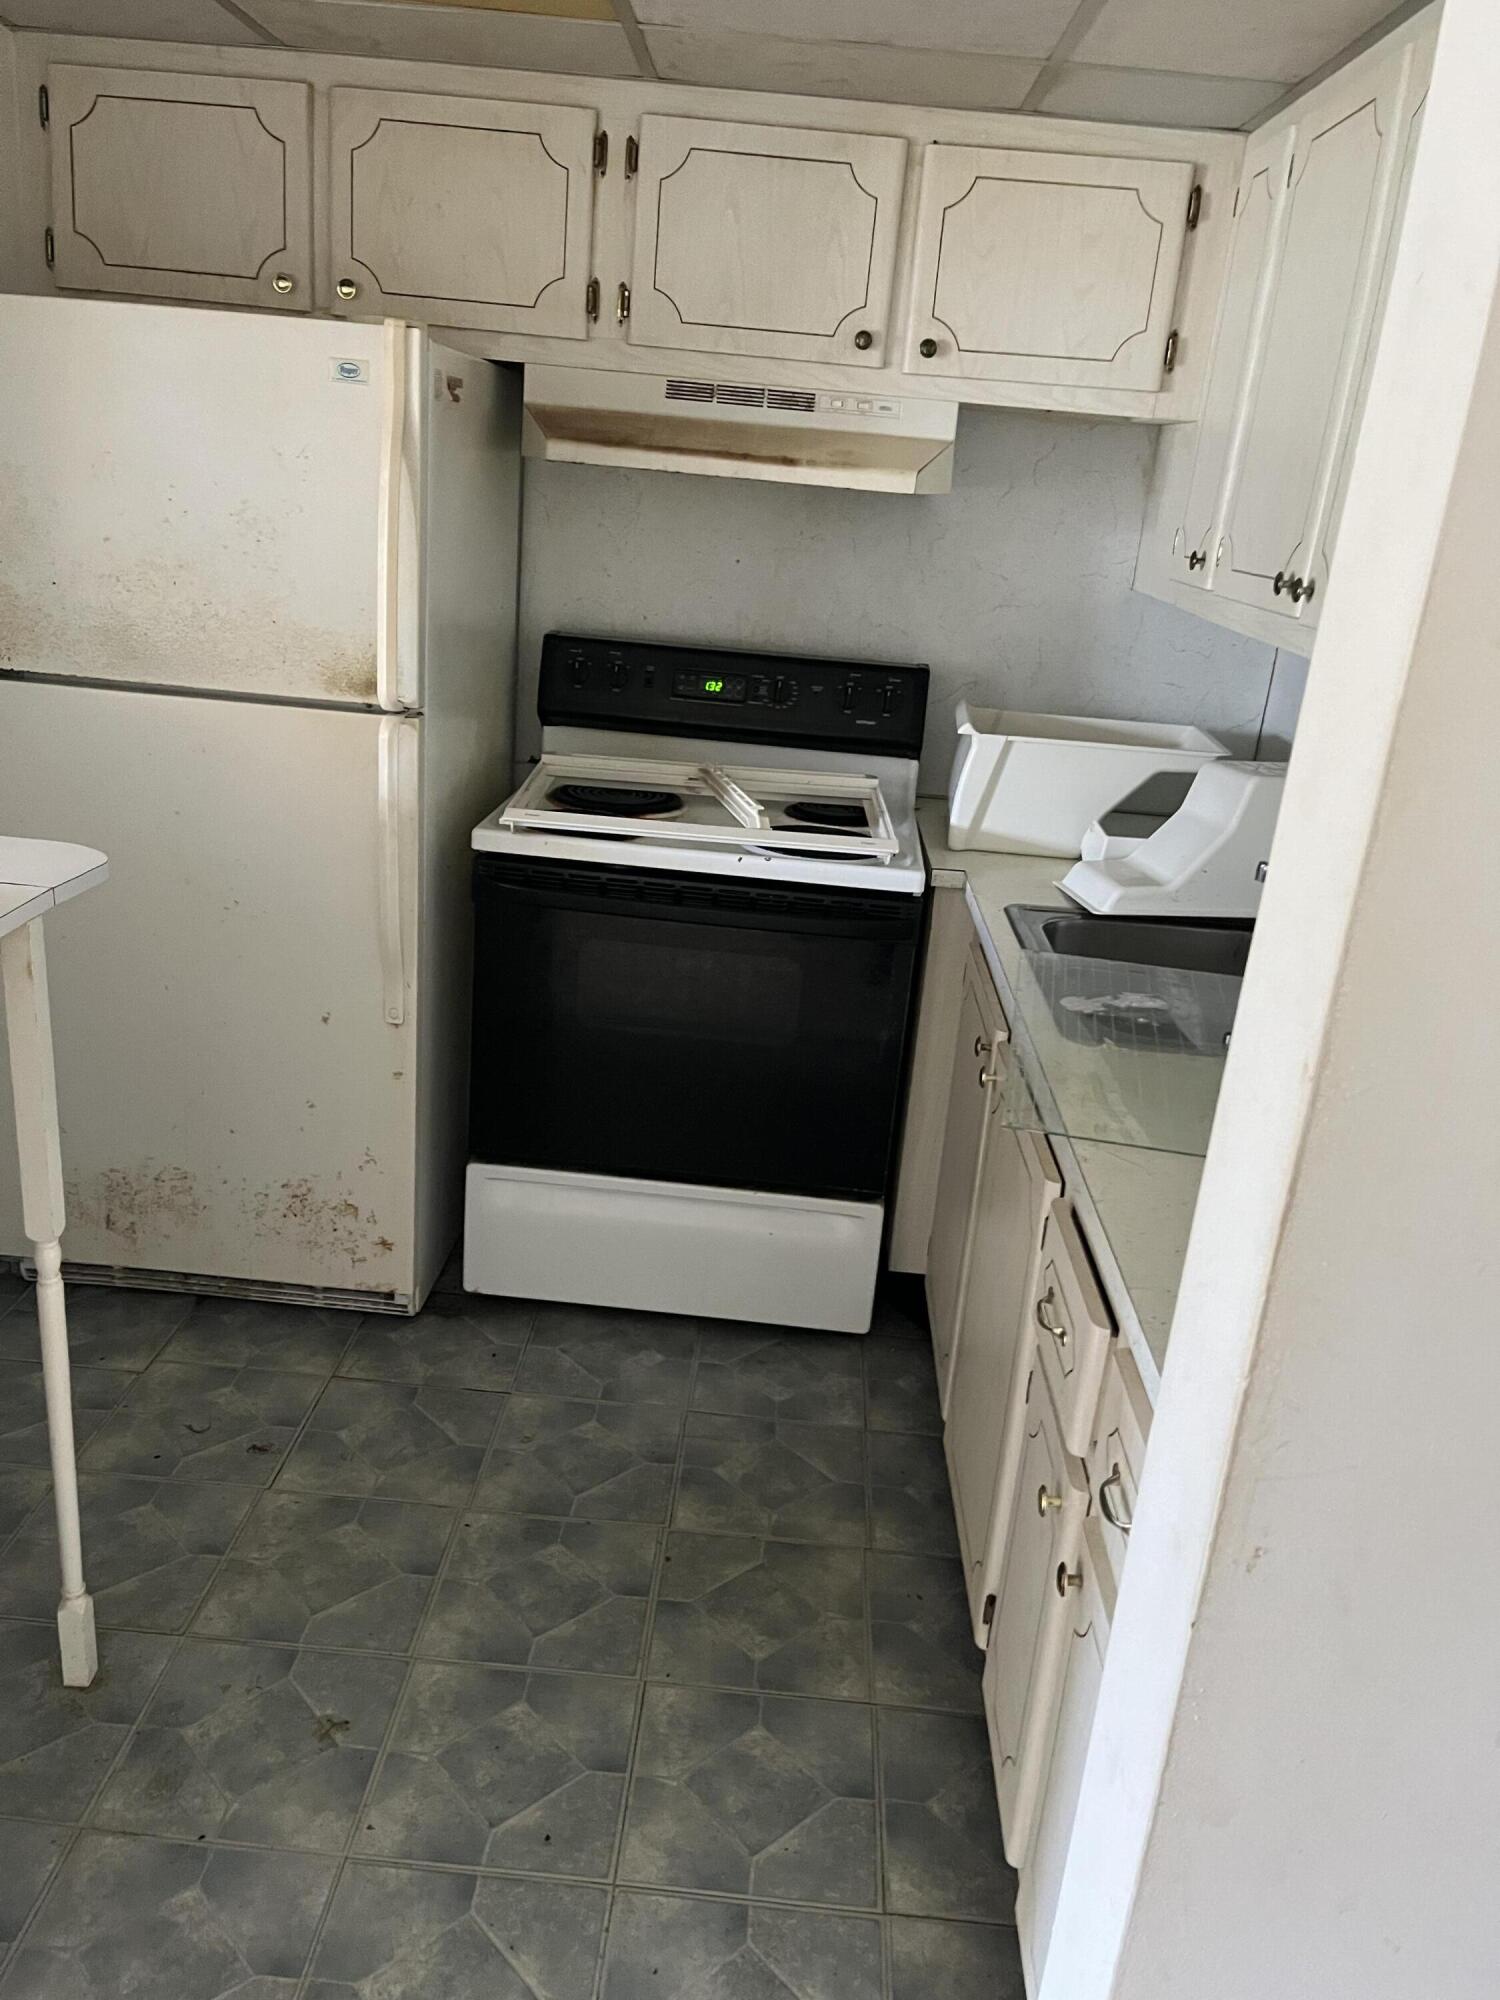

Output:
xmin=840 ymin=680 xmax=857 ymax=714
xmin=881 ymin=686 xmax=898 ymax=716
xmin=569 ymin=659 xmax=588 ymax=687
xmin=611 ymin=663 xmax=629 ymax=691
xmin=772 ymin=676 xmax=790 ymax=705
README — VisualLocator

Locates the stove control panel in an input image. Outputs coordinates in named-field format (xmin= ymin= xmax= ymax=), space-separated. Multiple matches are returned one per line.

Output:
xmin=540 ymin=635 xmax=929 ymax=757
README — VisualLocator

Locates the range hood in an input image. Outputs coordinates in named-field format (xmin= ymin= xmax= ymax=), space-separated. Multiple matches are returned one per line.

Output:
xmin=521 ymin=366 xmax=957 ymax=494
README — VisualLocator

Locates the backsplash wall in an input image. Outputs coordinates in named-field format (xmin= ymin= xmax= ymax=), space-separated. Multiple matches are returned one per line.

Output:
xmin=518 ymin=404 xmax=1290 ymax=793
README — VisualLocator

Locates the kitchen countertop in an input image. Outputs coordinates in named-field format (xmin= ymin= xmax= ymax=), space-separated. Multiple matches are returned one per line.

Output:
xmin=918 ymin=801 xmax=1206 ymax=1398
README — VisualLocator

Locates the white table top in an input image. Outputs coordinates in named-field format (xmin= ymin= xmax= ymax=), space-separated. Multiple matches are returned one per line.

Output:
xmin=0 ymin=837 xmax=109 ymax=940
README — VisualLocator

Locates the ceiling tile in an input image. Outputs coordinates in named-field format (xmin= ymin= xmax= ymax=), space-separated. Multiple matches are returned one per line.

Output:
xmin=232 ymin=0 xmax=640 ymax=70
xmin=1074 ymin=0 xmax=1399 ymax=84
xmin=1037 ymin=63 xmax=1286 ymax=129
xmin=637 ymin=0 xmax=1080 ymax=61
xmin=355 ymin=0 xmax=616 ymax=16
xmin=0 ymin=0 xmax=267 ymax=40
xmin=645 ymin=28 xmax=1041 ymax=110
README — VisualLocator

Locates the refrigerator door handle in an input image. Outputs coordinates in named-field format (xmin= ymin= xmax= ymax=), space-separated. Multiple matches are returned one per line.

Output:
xmin=376 ymin=320 xmax=421 ymax=714
xmin=377 ymin=715 xmax=408 ymax=1026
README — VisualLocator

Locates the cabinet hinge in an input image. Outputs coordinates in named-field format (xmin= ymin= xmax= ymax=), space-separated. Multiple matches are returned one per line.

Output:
xmin=37 ymin=83 xmax=49 ymax=130
xmin=616 ymin=280 xmax=631 ymax=325
xmin=585 ymin=276 xmax=600 ymax=323
xmin=593 ymin=129 xmax=608 ymax=177
xmin=43 ymin=226 xmax=54 ymax=269
xmin=982 ymin=1593 xmax=997 ymax=1631
xmin=624 ymin=134 xmax=639 ymax=179
xmin=1186 ymin=182 xmax=1202 ymax=230
xmin=1163 ymin=328 xmax=1180 ymax=374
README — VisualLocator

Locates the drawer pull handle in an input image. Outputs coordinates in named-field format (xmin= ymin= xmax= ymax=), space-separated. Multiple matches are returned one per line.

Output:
xmin=1038 ymin=1485 xmax=1062 ymax=1516
xmin=1056 ymin=1561 xmax=1083 ymax=1597
xmin=1035 ymin=1288 xmax=1068 ymax=1345
xmin=1099 ymin=1462 xmax=1132 ymax=1536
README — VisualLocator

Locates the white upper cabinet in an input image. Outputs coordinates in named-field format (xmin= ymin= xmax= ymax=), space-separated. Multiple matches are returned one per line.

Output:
xmin=1212 ymin=40 xmax=1415 ymax=619
xmin=905 ymin=144 xmax=1195 ymax=390
xmin=46 ymin=66 xmax=312 ymax=311
xmin=626 ymin=113 xmax=907 ymax=366
xmin=327 ymin=88 xmax=597 ymax=337
xmin=1170 ymin=127 xmax=1296 ymax=588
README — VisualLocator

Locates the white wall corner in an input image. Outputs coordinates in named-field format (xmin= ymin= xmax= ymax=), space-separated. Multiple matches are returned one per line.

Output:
xmin=1042 ymin=0 xmax=1500 ymax=1994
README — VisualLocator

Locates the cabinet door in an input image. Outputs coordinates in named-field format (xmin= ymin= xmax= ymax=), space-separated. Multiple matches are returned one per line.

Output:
xmin=945 ymin=1126 xmax=1061 ymax=1640
xmin=1169 ymin=127 xmax=1295 ymax=589
xmin=627 ymin=114 xmax=907 ymax=367
xmin=1214 ymin=43 xmax=1413 ymax=615
xmin=327 ymin=88 xmax=597 ymax=337
xmin=906 ymin=145 xmax=1193 ymax=390
xmin=46 ymin=65 xmax=311 ymax=310
xmin=926 ymin=949 xmax=1005 ymax=1405
xmin=983 ymin=1368 xmax=1088 ymax=1867
xmin=1313 ymin=41 xmax=1434 ymax=608
xmin=1016 ymin=1520 xmax=1112 ymax=1992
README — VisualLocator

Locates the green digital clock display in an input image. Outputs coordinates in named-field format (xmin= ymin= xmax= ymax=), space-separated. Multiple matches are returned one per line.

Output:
xmin=672 ymin=670 xmax=748 ymax=703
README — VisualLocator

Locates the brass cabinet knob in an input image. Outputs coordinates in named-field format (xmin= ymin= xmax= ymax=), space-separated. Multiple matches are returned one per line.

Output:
xmin=1038 ymin=1485 xmax=1062 ymax=1516
xmin=1273 ymin=570 xmax=1287 ymax=596
xmin=919 ymin=337 xmax=939 ymax=359
xmin=271 ymin=273 xmax=295 ymax=295
xmin=974 ymin=1034 xmax=991 ymax=1058
xmin=979 ymin=1066 xmax=1001 ymax=1088
xmin=1056 ymin=1561 xmax=1083 ymax=1596
xmin=1187 ymin=550 xmax=1206 ymax=570
xmin=852 ymin=329 xmax=874 ymax=350
xmin=336 ymin=279 xmax=360 ymax=301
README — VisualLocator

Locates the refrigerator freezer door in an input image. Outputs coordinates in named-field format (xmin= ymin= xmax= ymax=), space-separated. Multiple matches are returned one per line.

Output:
xmin=0 ymin=681 xmax=422 ymax=1300
xmin=0 ymin=295 xmax=406 ymax=708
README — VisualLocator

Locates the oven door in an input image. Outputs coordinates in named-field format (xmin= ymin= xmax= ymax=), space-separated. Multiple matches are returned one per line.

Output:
xmin=471 ymin=855 xmax=924 ymax=1202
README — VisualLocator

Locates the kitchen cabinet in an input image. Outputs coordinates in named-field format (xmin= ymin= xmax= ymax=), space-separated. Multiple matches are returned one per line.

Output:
xmin=1016 ymin=1518 xmax=1114 ymax=1991
xmin=1137 ymin=8 xmax=1437 ymax=644
xmin=1210 ymin=38 xmax=1415 ymax=620
xmin=45 ymin=65 xmax=312 ymax=310
xmin=1169 ymin=126 xmax=1296 ymax=588
xmin=1033 ymin=1201 xmax=1116 ymax=1459
xmin=326 ymin=88 xmax=598 ymax=337
xmin=904 ymin=143 xmax=1195 ymax=391
xmin=625 ymin=113 xmax=907 ymax=367
xmin=945 ymin=1124 xmax=1061 ymax=1641
xmin=926 ymin=942 xmax=1007 ymax=1409
xmin=983 ymin=1359 xmax=1089 ymax=1867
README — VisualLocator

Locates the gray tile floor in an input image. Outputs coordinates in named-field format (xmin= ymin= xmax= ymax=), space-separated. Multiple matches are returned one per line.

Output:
xmin=0 ymin=1268 xmax=1023 ymax=2000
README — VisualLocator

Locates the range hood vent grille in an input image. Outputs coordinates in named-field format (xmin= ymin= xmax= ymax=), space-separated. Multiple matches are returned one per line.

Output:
xmin=664 ymin=378 xmax=816 ymax=414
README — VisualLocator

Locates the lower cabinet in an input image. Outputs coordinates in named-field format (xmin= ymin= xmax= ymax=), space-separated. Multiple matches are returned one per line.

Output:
xmin=945 ymin=1124 xmax=1061 ymax=1642
xmin=982 ymin=1359 xmax=1089 ymax=1868
xmin=926 ymin=942 xmax=1007 ymax=1408
xmin=1015 ymin=1518 xmax=1114 ymax=1990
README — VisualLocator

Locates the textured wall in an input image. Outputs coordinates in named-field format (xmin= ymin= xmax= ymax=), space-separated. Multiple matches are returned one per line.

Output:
xmin=518 ymin=404 xmax=1287 ymax=791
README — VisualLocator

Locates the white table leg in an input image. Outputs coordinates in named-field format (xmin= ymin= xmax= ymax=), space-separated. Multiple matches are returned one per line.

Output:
xmin=0 ymin=919 xmax=97 ymax=1688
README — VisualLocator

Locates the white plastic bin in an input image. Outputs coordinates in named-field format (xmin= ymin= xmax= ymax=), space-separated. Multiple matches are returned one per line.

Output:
xmin=946 ymin=703 xmax=1227 ymax=857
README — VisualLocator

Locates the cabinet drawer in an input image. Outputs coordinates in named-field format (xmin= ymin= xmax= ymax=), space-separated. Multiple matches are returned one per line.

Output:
xmin=1086 ymin=1347 xmax=1151 ymax=1591
xmin=1033 ymin=1203 xmax=1114 ymax=1458
xmin=983 ymin=1366 xmax=1088 ymax=1868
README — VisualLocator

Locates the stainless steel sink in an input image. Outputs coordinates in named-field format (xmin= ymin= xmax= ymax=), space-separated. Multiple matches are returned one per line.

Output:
xmin=1006 ymin=905 xmax=1253 ymax=978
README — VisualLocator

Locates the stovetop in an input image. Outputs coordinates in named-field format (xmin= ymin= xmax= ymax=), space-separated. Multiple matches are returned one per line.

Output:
xmin=472 ymin=636 xmax=930 ymax=896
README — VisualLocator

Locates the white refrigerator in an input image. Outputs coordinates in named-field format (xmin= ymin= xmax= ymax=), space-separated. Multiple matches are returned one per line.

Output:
xmin=0 ymin=293 xmax=522 ymax=1310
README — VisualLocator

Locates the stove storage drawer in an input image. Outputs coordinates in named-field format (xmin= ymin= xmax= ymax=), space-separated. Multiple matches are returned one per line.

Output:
xmin=469 ymin=855 xmax=925 ymax=1205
